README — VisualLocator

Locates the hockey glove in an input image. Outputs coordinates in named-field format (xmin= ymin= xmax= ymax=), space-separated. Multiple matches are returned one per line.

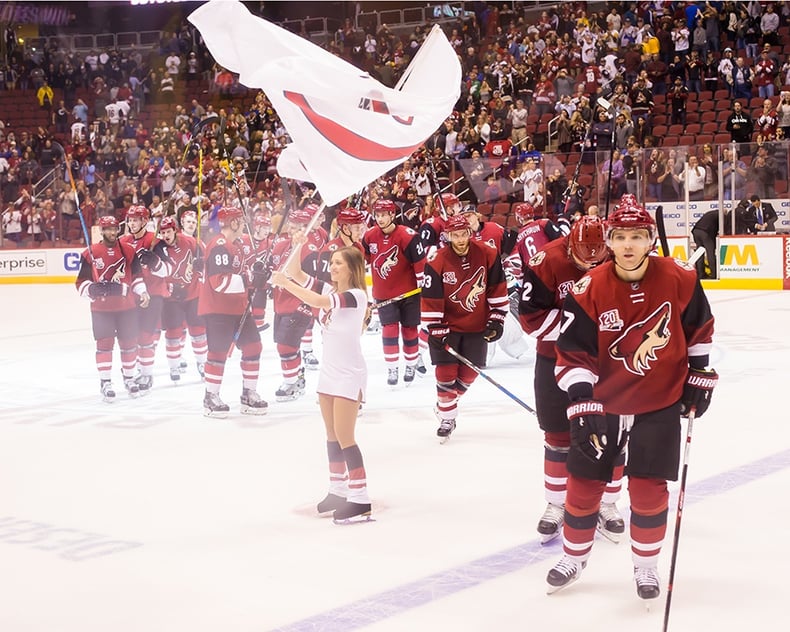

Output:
xmin=137 ymin=248 xmax=160 ymax=268
xmin=192 ymin=256 xmax=204 ymax=273
xmin=427 ymin=324 xmax=451 ymax=351
xmin=104 ymin=282 xmax=127 ymax=297
xmin=87 ymin=281 xmax=110 ymax=299
xmin=567 ymin=400 xmax=609 ymax=463
xmin=250 ymin=260 xmax=271 ymax=289
xmin=483 ymin=310 xmax=506 ymax=342
xmin=680 ymin=368 xmax=718 ymax=418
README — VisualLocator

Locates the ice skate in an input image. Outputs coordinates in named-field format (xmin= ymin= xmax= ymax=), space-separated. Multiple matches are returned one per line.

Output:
xmin=136 ymin=374 xmax=152 ymax=395
xmin=302 ymin=350 xmax=319 ymax=370
xmin=386 ymin=367 xmax=398 ymax=387
xmin=537 ymin=503 xmax=565 ymax=544
xmin=275 ymin=380 xmax=304 ymax=402
xmin=178 ymin=360 xmax=188 ymax=374
xmin=316 ymin=493 xmax=346 ymax=515
xmin=170 ymin=368 xmax=181 ymax=383
xmin=123 ymin=377 xmax=140 ymax=398
xmin=436 ymin=417 xmax=456 ymax=444
xmin=366 ymin=314 xmax=381 ymax=334
xmin=597 ymin=502 xmax=625 ymax=543
xmin=546 ymin=555 xmax=586 ymax=594
xmin=240 ymin=388 xmax=268 ymax=415
xmin=203 ymin=390 xmax=230 ymax=418
xmin=196 ymin=362 xmax=205 ymax=379
xmin=100 ymin=380 xmax=116 ymax=403
xmin=333 ymin=500 xmax=373 ymax=524
xmin=415 ymin=355 xmax=427 ymax=375
xmin=403 ymin=364 xmax=416 ymax=385
xmin=634 ymin=566 xmax=661 ymax=603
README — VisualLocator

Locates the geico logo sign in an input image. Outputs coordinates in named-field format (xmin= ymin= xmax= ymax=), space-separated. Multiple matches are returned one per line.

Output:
xmin=0 ymin=254 xmax=46 ymax=275
xmin=785 ymin=239 xmax=790 ymax=278
xmin=63 ymin=251 xmax=81 ymax=271
xmin=664 ymin=213 xmax=682 ymax=219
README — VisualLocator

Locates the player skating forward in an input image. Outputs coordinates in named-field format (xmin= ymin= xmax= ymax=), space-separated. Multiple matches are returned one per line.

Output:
xmin=75 ymin=215 xmax=150 ymax=401
xmin=197 ymin=205 xmax=268 ymax=417
xmin=242 ymin=211 xmax=275 ymax=332
xmin=362 ymin=199 xmax=426 ymax=386
xmin=546 ymin=201 xmax=717 ymax=601
xmin=421 ymin=214 xmax=509 ymax=441
xmin=158 ymin=215 xmax=207 ymax=383
xmin=271 ymin=237 xmax=372 ymax=524
xmin=518 ymin=216 xmax=625 ymax=544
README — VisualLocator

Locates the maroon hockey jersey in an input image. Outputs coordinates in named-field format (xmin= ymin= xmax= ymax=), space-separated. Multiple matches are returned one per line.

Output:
xmin=163 ymin=233 xmax=201 ymax=302
xmin=362 ymin=224 xmax=425 ymax=301
xmin=421 ymin=240 xmax=509 ymax=332
xmin=119 ymin=230 xmax=169 ymax=297
xmin=75 ymin=240 xmax=146 ymax=312
xmin=197 ymin=233 xmax=248 ymax=317
xmin=555 ymin=257 xmax=715 ymax=415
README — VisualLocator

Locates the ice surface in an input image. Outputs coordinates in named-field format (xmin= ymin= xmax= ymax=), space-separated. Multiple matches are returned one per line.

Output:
xmin=1 ymin=284 xmax=788 ymax=631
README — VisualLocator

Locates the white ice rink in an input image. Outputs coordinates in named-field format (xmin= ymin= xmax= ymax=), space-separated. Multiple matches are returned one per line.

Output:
xmin=1 ymin=283 xmax=788 ymax=631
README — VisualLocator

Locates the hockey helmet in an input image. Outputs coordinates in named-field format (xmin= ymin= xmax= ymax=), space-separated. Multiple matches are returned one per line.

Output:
xmin=336 ymin=208 xmax=367 ymax=226
xmin=126 ymin=205 xmax=150 ymax=221
xmin=437 ymin=192 xmax=461 ymax=215
xmin=217 ymin=205 xmax=244 ymax=226
xmin=606 ymin=202 xmax=656 ymax=243
xmin=180 ymin=210 xmax=197 ymax=222
xmin=513 ymin=202 xmax=535 ymax=224
xmin=372 ymin=198 xmax=398 ymax=216
xmin=460 ymin=203 xmax=478 ymax=215
xmin=253 ymin=212 xmax=272 ymax=228
xmin=99 ymin=215 xmax=119 ymax=228
xmin=287 ymin=206 xmax=314 ymax=226
xmin=159 ymin=215 xmax=178 ymax=232
xmin=444 ymin=213 xmax=471 ymax=234
xmin=569 ymin=216 xmax=608 ymax=267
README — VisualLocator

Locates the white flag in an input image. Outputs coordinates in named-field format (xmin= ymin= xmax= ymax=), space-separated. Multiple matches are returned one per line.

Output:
xmin=188 ymin=0 xmax=461 ymax=206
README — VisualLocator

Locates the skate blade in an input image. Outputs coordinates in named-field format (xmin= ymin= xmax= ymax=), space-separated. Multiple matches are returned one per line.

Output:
xmin=275 ymin=394 xmax=301 ymax=403
xmin=240 ymin=406 xmax=268 ymax=416
xmin=438 ymin=434 xmax=452 ymax=444
xmin=596 ymin=524 xmax=623 ymax=544
xmin=539 ymin=531 xmax=562 ymax=545
xmin=546 ymin=578 xmax=579 ymax=595
xmin=333 ymin=514 xmax=375 ymax=526
xmin=203 ymin=409 xmax=229 ymax=419
xmin=102 ymin=396 xmax=116 ymax=403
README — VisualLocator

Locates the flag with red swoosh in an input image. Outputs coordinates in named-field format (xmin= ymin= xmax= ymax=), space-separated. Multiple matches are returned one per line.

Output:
xmin=189 ymin=0 xmax=460 ymax=206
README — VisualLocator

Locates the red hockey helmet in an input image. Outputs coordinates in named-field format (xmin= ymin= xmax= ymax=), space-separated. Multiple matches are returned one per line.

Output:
xmin=460 ymin=203 xmax=478 ymax=215
xmin=337 ymin=208 xmax=367 ymax=226
xmin=287 ymin=206 xmax=314 ymax=226
xmin=253 ymin=212 xmax=272 ymax=228
xmin=444 ymin=213 xmax=471 ymax=234
xmin=159 ymin=215 xmax=178 ymax=232
xmin=437 ymin=192 xmax=460 ymax=215
xmin=126 ymin=205 xmax=150 ymax=221
xmin=98 ymin=215 xmax=119 ymax=228
xmin=372 ymin=198 xmax=398 ymax=215
xmin=513 ymin=202 xmax=535 ymax=224
xmin=606 ymin=202 xmax=656 ymax=243
xmin=569 ymin=216 xmax=608 ymax=267
xmin=217 ymin=205 xmax=244 ymax=226
xmin=303 ymin=202 xmax=322 ymax=218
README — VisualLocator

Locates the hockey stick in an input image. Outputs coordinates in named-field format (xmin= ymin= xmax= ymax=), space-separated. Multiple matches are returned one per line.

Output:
xmin=64 ymin=157 xmax=100 ymax=280
xmin=373 ymin=287 xmax=421 ymax=310
xmin=655 ymin=205 xmax=670 ymax=257
xmin=443 ymin=344 xmax=536 ymax=415
xmin=662 ymin=407 xmax=696 ymax=632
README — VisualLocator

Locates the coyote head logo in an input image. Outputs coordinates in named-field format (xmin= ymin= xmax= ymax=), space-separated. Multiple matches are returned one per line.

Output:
xmin=374 ymin=245 xmax=399 ymax=279
xmin=608 ymin=302 xmax=671 ymax=376
xmin=449 ymin=266 xmax=486 ymax=313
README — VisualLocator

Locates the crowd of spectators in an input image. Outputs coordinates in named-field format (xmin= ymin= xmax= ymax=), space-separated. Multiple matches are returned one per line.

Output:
xmin=4 ymin=1 xmax=790 ymax=246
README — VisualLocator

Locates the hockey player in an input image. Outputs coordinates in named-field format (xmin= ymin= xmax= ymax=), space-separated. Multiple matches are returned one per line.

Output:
xmin=271 ymin=235 xmax=373 ymax=523
xmin=75 ymin=215 xmax=150 ymax=400
xmin=197 ymin=205 xmax=268 ymax=417
xmin=518 ymin=215 xmax=625 ymax=544
xmin=362 ymin=198 xmax=426 ymax=386
xmin=244 ymin=211 xmax=275 ymax=331
xmin=299 ymin=202 xmax=328 ymax=370
xmin=504 ymin=202 xmax=564 ymax=286
xmin=268 ymin=206 xmax=320 ymax=401
xmin=458 ymin=203 xmax=530 ymax=362
xmin=421 ymin=214 xmax=509 ymax=440
xmin=179 ymin=209 xmax=199 ymax=238
xmin=158 ymin=215 xmax=207 ymax=383
xmin=311 ymin=207 xmax=367 ymax=283
xmin=119 ymin=205 xmax=170 ymax=393
xmin=546 ymin=201 xmax=717 ymax=601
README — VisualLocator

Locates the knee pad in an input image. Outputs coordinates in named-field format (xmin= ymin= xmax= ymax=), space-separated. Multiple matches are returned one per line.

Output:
xmin=96 ymin=337 xmax=114 ymax=353
xmin=545 ymin=431 xmax=571 ymax=451
xmin=241 ymin=340 xmax=262 ymax=359
xmin=628 ymin=477 xmax=668 ymax=516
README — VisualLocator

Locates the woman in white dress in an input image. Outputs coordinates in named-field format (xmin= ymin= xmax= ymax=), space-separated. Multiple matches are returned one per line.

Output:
xmin=271 ymin=234 xmax=371 ymax=523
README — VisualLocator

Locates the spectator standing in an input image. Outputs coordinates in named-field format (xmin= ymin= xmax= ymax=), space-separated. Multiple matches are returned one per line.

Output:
xmin=726 ymin=101 xmax=753 ymax=143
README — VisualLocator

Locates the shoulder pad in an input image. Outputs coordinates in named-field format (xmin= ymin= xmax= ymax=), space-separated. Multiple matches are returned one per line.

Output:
xmin=216 ymin=237 xmax=226 ymax=245
xmin=427 ymin=249 xmax=438 ymax=263
xmin=529 ymin=250 xmax=546 ymax=267
xmin=405 ymin=227 xmax=416 ymax=236
xmin=672 ymin=257 xmax=695 ymax=272
xmin=307 ymin=244 xmax=318 ymax=252
xmin=572 ymin=275 xmax=592 ymax=295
